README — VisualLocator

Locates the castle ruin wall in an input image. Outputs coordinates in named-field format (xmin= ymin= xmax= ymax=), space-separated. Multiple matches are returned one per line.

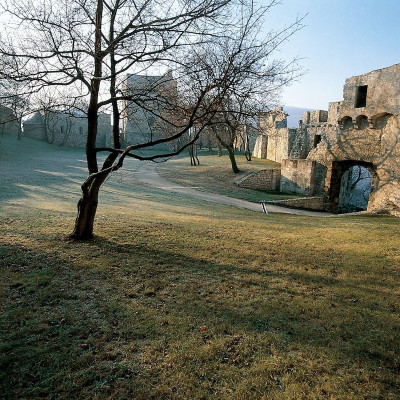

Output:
xmin=280 ymin=159 xmax=316 ymax=196
xmin=236 ymin=169 xmax=281 ymax=191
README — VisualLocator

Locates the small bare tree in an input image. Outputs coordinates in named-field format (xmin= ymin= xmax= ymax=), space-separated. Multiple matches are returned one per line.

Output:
xmin=188 ymin=3 xmax=302 ymax=173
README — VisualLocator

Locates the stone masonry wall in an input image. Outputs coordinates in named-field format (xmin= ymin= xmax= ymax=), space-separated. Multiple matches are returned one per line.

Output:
xmin=265 ymin=197 xmax=324 ymax=211
xmin=266 ymin=128 xmax=291 ymax=163
xmin=280 ymin=159 xmax=316 ymax=195
xmin=309 ymin=110 xmax=328 ymax=124
xmin=253 ymin=109 xmax=291 ymax=163
xmin=24 ymin=123 xmax=46 ymax=141
xmin=306 ymin=63 xmax=400 ymax=215
xmin=328 ymin=101 xmax=342 ymax=124
xmin=252 ymin=134 xmax=267 ymax=159
xmin=237 ymin=169 xmax=281 ymax=191
xmin=253 ymin=63 xmax=400 ymax=215
xmin=24 ymin=112 xmax=111 ymax=148
xmin=122 ymin=71 xmax=178 ymax=147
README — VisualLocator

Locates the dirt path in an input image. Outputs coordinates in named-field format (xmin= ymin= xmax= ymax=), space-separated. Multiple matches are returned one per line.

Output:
xmin=136 ymin=161 xmax=335 ymax=217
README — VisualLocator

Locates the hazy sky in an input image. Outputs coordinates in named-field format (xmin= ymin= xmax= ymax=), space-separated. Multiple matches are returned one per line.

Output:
xmin=266 ymin=0 xmax=400 ymax=109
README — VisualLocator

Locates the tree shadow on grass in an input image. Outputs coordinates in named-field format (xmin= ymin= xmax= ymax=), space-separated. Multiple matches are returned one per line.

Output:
xmin=1 ymin=233 xmax=399 ymax=399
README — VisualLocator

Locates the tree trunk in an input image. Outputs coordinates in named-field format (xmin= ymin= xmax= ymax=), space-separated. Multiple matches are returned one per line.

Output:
xmin=227 ymin=146 xmax=240 ymax=173
xmin=70 ymin=178 xmax=105 ymax=240
xmin=244 ymin=131 xmax=251 ymax=161
xmin=70 ymin=191 xmax=98 ymax=239
xmin=17 ymin=120 xmax=22 ymax=141
xmin=71 ymin=0 xmax=104 ymax=240
xmin=188 ymin=144 xmax=200 ymax=165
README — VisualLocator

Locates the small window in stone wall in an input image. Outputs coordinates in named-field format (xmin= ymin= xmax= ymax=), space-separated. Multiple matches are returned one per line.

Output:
xmin=342 ymin=116 xmax=353 ymax=130
xmin=275 ymin=120 xmax=287 ymax=129
xmin=313 ymin=134 xmax=321 ymax=148
xmin=355 ymin=85 xmax=368 ymax=108
xmin=356 ymin=115 xmax=369 ymax=129
xmin=79 ymin=126 xmax=83 ymax=135
xmin=60 ymin=125 xmax=64 ymax=134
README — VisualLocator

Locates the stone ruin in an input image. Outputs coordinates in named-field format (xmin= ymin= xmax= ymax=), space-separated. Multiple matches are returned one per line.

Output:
xmin=251 ymin=63 xmax=400 ymax=216
xmin=0 ymin=104 xmax=19 ymax=136
xmin=23 ymin=111 xmax=111 ymax=148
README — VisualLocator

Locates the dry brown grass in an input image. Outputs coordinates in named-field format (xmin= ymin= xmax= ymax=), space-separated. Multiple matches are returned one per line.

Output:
xmin=1 ymin=136 xmax=400 ymax=399
xmin=157 ymin=149 xmax=301 ymax=202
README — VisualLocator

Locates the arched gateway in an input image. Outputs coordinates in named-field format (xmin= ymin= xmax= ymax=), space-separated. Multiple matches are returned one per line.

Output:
xmin=327 ymin=160 xmax=376 ymax=213
xmin=254 ymin=63 xmax=400 ymax=216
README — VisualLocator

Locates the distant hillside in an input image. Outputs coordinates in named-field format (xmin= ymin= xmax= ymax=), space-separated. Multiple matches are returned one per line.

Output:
xmin=283 ymin=106 xmax=316 ymax=128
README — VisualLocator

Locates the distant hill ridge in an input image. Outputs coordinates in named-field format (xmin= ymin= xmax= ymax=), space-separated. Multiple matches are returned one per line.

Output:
xmin=283 ymin=106 xmax=317 ymax=128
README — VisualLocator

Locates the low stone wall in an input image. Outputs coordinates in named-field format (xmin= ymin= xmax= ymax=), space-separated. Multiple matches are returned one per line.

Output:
xmin=23 ymin=112 xmax=110 ymax=149
xmin=265 ymin=196 xmax=324 ymax=211
xmin=236 ymin=169 xmax=281 ymax=191
xmin=280 ymin=159 xmax=315 ymax=195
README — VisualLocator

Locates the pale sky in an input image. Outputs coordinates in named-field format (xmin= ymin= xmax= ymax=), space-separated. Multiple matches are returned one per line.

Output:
xmin=2 ymin=0 xmax=399 ymax=111
xmin=265 ymin=0 xmax=400 ymax=110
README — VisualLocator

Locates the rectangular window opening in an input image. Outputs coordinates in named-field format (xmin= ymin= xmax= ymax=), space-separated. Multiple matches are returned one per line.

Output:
xmin=355 ymin=85 xmax=368 ymax=108
xmin=313 ymin=134 xmax=322 ymax=148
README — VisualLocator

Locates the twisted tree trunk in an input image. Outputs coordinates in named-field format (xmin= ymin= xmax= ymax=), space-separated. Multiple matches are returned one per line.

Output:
xmin=70 ymin=185 xmax=100 ymax=240
xmin=70 ymin=0 xmax=104 ymax=240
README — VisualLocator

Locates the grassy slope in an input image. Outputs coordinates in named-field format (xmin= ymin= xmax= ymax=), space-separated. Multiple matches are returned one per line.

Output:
xmin=1 ymin=135 xmax=400 ymax=399
xmin=157 ymin=149 xmax=302 ymax=202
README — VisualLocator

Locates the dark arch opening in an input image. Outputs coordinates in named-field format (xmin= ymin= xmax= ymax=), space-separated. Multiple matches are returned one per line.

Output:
xmin=356 ymin=115 xmax=369 ymax=130
xmin=341 ymin=116 xmax=353 ymax=130
xmin=327 ymin=160 xmax=375 ymax=213
xmin=338 ymin=166 xmax=371 ymax=213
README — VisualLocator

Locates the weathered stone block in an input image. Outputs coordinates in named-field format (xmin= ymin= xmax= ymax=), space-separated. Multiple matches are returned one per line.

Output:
xmin=236 ymin=169 xmax=281 ymax=191
xmin=280 ymin=159 xmax=316 ymax=195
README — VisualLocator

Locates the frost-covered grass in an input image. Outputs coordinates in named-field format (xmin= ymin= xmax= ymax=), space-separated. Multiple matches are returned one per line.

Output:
xmin=1 ymin=134 xmax=400 ymax=399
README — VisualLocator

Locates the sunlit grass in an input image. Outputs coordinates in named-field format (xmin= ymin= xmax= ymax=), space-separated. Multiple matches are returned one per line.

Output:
xmin=157 ymin=149 xmax=302 ymax=202
xmin=1 ymin=135 xmax=400 ymax=399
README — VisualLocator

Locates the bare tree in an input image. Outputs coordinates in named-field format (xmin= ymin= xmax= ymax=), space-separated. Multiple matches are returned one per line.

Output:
xmin=188 ymin=3 xmax=302 ymax=173
xmin=188 ymin=126 xmax=200 ymax=166
xmin=209 ymin=96 xmax=248 ymax=173
xmin=0 ymin=0 xmax=302 ymax=239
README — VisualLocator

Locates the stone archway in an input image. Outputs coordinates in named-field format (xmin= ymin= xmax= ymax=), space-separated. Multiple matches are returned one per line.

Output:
xmin=338 ymin=166 xmax=372 ymax=213
xmin=327 ymin=160 xmax=376 ymax=213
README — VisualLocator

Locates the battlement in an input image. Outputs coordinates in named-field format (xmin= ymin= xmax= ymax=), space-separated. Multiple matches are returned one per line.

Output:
xmin=302 ymin=110 xmax=328 ymax=125
xmin=260 ymin=107 xmax=288 ymax=129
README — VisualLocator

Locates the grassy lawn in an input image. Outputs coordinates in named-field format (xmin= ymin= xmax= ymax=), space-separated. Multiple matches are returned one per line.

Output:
xmin=1 ymin=135 xmax=400 ymax=399
xmin=157 ymin=149 xmax=302 ymax=203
